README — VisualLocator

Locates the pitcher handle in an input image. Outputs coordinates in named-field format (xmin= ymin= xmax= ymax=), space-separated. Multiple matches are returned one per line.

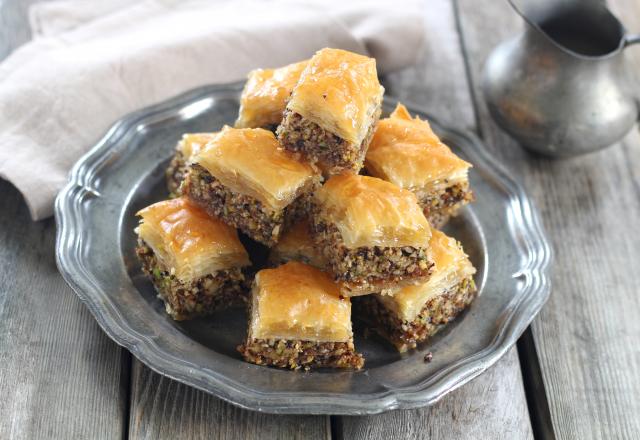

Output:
xmin=624 ymin=34 xmax=640 ymax=47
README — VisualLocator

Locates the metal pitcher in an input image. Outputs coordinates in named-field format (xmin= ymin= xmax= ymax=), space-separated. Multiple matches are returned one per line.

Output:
xmin=483 ymin=0 xmax=640 ymax=157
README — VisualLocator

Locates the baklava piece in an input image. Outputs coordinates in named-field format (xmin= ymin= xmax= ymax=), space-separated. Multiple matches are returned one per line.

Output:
xmin=277 ymin=48 xmax=384 ymax=175
xmin=309 ymin=174 xmax=435 ymax=297
xmin=235 ymin=60 xmax=308 ymax=130
xmin=268 ymin=220 xmax=327 ymax=269
xmin=365 ymin=104 xmax=474 ymax=228
xmin=166 ymin=133 xmax=218 ymax=195
xmin=238 ymin=261 xmax=364 ymax=370
xmin=355 ymin=229 xmax=477 ymax=352
xmin=182 ymin=126 xmax=321 ymax=246
xmin=135 ymin=197 xmax=251 ymax=320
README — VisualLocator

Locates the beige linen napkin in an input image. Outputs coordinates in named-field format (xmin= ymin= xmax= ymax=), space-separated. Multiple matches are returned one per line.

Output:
xmin=0 ymin=0 xmax=424 ymax=220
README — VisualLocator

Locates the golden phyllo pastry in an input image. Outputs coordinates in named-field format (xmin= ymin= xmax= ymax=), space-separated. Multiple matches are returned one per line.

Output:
xmin=277 ymin=48 xmax=384 ymax=175
xmin=166 ymin=132 xmax=219 ymax=195
xmin=235 ymin=60 xmax=308 ymax=129
xmin=268 ymin=220 xmax=327 ymax=269
xmin=135 ymin=197 xmax=250 ymax=320
xmin=238 ymin=261 xmax=364 ymax=370
xmin=355 ymin=228 xmax=477 ymax=352
xmin=309 ymin=174 xmax=435 ymax=297
xmin=182 ymin=126 xmax=321 ymax=246
xmin=365 ymin=104 xmax=474 ymax=228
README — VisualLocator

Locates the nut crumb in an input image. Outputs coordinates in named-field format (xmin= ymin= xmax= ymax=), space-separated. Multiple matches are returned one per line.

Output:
xmin=423 ymin=352 xmax=433 ymax=363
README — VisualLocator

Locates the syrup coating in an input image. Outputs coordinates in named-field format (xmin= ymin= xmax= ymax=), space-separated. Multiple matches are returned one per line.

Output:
xmin=287 ymin=48 xmax=384 ymax=145
xmin=269 ymin=221 xmax=327 ymax=269
xmin=236 ymin=60 xmax=308 ymax=129
xmin=314 ymin=174 xmax=431 ymax=248
xmin=192 ymin=126 xmax=319 ymax=210
xmin=366 ymin=104 xmax=472 ymax=190
xmin=250 ymin=262 xmax=352 ymax=342
xmin=136 ymin=197 xmax=250 ymax=281
xmin=177 ymin=133 xmax=219 ymax=159
xmin=379 ymin=229 xmax=476 ymax=321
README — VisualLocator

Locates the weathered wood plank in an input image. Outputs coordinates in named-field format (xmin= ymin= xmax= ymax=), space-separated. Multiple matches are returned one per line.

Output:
xmin=1 ymin=0 xmax=533 ymax=438
xmin=341 ymin=1 xmax=533 ymax=438
xmin=0 ymin=180 xmax=127 ymax=440
xmin=457 ymin=0 xmax=640 ymax=438
xmin=128 ymin=361 xmax=329 ymax=440
xmin=341 ymin=349 xmax=531 ymax=440
xmin=127 ymin=2 xmax=532 ymax=438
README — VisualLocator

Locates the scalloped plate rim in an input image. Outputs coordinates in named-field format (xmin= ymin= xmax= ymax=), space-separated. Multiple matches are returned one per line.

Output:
xmin=55 ymin=82 xmax=552 ymax=415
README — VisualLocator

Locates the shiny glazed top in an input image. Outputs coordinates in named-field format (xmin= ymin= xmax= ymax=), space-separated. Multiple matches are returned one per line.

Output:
xmin=382 ymin=229 xmax=476 ymax=321
xmin=250 ymin=262 xmax=352 ymax=342
xmin=366 ymin=104 xmax=471 ymax=190
xmin=287 ymin=48 xmax=384 ymax=145
xmin=177 ymin=133 xmax=219 ymax=159
xmin=136 ymin=197 xmax=250 ymax=281
xmin=269 ymin=220 xmax=327 ymax=269
xmin=192 ymin=126 xmax=319 ymax=211
xmin=236 ymin=60 xmax=308 ymax=129
xmin=314 ymin=174 xmax=431 ymax=249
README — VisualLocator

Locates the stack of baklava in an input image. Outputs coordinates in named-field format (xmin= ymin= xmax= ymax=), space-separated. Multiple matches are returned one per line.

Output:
xmin=135 ymin=48 xmax=478 ymax=371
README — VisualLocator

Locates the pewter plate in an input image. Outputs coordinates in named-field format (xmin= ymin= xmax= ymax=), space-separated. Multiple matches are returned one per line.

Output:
xmin=55 ymin=82 xmax=551 ymax=415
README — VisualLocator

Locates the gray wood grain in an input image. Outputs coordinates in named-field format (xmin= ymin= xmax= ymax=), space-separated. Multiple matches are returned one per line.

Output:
xmin=0 ymin=180 xmax=127 ymax=440
xmin=126 ymin=2 xmax=533 ymax=439
xmin=341 ymin=349 xmax=531 ymax=440
xmin=340 ymin=1 xmax=534 ymax=438
xmin=456 ymin=0 xmax=640 ymax=438
xmin=128 ymin=361 xmax=330 ymax=440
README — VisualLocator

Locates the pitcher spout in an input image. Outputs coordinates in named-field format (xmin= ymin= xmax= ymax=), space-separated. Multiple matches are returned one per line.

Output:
xmin=509 ymin=0 xmax=630 ymax=59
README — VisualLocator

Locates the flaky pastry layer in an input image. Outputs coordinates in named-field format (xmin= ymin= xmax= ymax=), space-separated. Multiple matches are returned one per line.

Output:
xmin=286 ymin=48 xmax=384 ymax=145
xmin=135 ymin=197 xmax=250 ymax=281
xmin=192 ymin=126 xmax=319 ymax=211
xmin=313 ymin=174 xmax=431 ymax=249
xmin=236 ymin=60 xmax=308 ymax=129
xmin=250 ymin=262 xmax=352 ymax=342
xmin=378 ymin=229 xmax=476 ymax=322
xmin=366 ymin=104 xmax=472 ymax=191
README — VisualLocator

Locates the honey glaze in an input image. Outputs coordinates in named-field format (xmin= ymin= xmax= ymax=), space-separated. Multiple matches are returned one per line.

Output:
xmin=236 ymin=60 xmax=308 ymax=128
xmin=251 ymin=262 xmax=352 ymax=342
xmin=177 ymin=133 xmax=219 ymax=159
xmin=366 ymin=104 xmax=471 ymax=189
xmin=136 ymin=197 xmax=250 ymax=280
xmin=288 ymin=48 xmax=384 ymax=145
xmin=314 ymin=174 xmax=431 ymax=248
xmin=383 ymin=229 xmax=476 ymax=321
xmin=193 ymin=126 xmax=318 ymax=210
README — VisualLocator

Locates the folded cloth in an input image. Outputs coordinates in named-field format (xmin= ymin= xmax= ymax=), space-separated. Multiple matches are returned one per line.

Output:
xmin=0 ymin=0 xmax=425 ymax=220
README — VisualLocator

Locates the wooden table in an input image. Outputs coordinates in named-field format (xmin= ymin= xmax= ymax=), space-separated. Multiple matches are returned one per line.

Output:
xmin=1 ymin=0 xmax=639 ymax=438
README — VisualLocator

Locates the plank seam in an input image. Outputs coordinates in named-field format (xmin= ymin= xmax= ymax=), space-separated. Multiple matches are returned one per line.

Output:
xmin=517 ymin=328 xmax=557 ymax=440
xmin=452 ymin=1 xmax=555 ymax=438
xmin=451 ymin=0 xmax=484 ymax=136
xmin=121 ymin=350 xmax=133 ymax=440
xmin=330 ymin=415 xmax=343 ymax=440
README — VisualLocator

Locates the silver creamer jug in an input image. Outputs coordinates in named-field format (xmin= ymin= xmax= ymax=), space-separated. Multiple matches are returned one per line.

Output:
xmin=483 ymin=0 xmax=639 ymax=157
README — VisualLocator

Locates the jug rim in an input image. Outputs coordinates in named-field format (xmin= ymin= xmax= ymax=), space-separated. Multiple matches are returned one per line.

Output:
xmin=508 ymin=0 xmax=630 ymax=60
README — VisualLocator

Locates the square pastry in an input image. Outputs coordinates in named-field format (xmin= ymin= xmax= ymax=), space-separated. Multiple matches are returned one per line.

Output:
xmin=182 ymin=126 xmax=321 ymax=246
xmin=166 ymin=132 xmax=218 ymax=195
xmin=277 ymin=48 xmax=384 ymax=175
xmin=238 ymin=261 xmax=364 ymax=370
xmin=135 ymin=197 xmax=251 ymax=320
xmin=235 ymin=60 xmax=308 ymax=130
xmin=309 ymin=174 xmax=435 ymax=296
xmin=355 ymin=228 xmax=477 ymax=352
xmin=268 ymin=220 xmax=327 ymax=269
xmin=365 ymin=104 xmax=474 ymax=228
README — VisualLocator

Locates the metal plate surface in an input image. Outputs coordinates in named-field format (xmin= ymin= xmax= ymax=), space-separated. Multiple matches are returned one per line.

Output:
xmin=55 ymin=82 xmax=551 ymax=414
